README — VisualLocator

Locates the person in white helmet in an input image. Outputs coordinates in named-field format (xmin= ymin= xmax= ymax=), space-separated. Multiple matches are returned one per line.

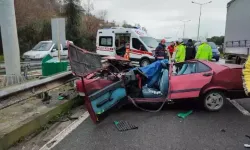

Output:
xmin=195 ymin=39 xmax=212 ymax=61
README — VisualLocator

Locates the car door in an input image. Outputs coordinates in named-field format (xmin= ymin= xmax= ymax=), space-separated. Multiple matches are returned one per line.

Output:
xmin=50 ymin=44 xmax=59 ymax=57
xmin=169 ymin=61 xmax=213 ymax=100
xmin=62 ymin=44 xmax=68 ymax=57
xmin=67 ymin=43 xmax=127 ymax=123
xmin=84 ymin=80 xmax=127 ymax=123
xmin=51 ymin=44 xmax=64 ymax=57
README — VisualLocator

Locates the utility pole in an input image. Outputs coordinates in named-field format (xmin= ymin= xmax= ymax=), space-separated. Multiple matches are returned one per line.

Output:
xmin=0 ymin=0 xmax=23 ymax=86
xmin=180 ymin=20 xmax=191 ymax=38
xmin=192 ymin=1 xmax=212 ymax=41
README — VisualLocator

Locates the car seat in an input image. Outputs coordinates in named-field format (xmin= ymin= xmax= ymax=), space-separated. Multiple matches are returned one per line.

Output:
xmin=177 ymin=63 xmax=196 ymax=75
xmin=142 ymin=69 xmax=169 ymax=98
xmin=183 ymin=63 xmax=196 ymax=74
xmin=177 ymin=64 xmax=188 ymax=75
xmin=146 ymin=59 xmax=169 ymax=88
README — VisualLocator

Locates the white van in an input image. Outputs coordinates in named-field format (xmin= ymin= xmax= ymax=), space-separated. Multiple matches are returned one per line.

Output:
xmin=22 ymin=40 xmax=73 ymax=60
xmin=96 ymin=27 xmax=158 ymax=66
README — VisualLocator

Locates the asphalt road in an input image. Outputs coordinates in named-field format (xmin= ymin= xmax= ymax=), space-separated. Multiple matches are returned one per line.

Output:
xmin=52 ymin=101 xmax=250 ymax=150
xmin=50 ymin=58 xmax=250 ymax=150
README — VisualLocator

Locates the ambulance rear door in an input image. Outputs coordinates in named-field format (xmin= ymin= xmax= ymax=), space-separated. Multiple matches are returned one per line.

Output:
xmin=96 ymin=29 xmax=115 ymax=56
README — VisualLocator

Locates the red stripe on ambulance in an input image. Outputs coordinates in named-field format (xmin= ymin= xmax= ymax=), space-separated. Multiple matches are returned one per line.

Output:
xmin=130 ymin=49 xmax=153 ymax=56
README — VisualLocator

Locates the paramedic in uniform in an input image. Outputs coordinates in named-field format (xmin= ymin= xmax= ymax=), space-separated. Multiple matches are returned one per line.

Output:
xmin=155 ymin=39 xmax=166 ymax=61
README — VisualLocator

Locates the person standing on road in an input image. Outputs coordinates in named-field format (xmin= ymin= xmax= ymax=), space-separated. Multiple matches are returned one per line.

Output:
xmin=154 ymin=39 xmax=166 ymax=61
xmin=195 ymin=40 xmax=212 ymax=61
xmin=167 ymin=41 xmax=175 ymax=58
xmin=185 ymin=39 xmax=196 ymax=61
xmin=175 ymin=40 xmax=186 ymax=63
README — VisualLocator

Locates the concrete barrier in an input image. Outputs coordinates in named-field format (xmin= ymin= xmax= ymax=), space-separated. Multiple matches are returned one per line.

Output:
xmin=0 ymin=91 xmax=82 ymax=150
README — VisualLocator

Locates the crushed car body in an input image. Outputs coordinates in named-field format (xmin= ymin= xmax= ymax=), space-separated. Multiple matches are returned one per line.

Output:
xmin=68 ymin=43 xmax=246 ymax=123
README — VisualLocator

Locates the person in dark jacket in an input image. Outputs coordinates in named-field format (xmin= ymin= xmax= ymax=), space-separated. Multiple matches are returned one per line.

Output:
xmin=185 ymin=39 xmax=196 ymax=61
xmin=155 ymin=39 xmax=166 ymax=61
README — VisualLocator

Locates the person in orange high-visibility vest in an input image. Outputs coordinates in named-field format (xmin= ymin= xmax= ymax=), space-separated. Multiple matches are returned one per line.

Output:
xmin=124 ymin=43 xmax=130 ymax=60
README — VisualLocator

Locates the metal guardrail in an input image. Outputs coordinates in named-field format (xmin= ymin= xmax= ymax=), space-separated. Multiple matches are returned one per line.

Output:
xmin=0 ymin=56 xmax=138 ymax=110
xmin=0 ymin=71 xmax=76 ymax=110
xmin=0 ymin=62 xmax=41 ymax=75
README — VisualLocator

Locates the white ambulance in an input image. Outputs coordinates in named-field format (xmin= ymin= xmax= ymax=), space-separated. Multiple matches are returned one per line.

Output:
xmin=96 ymin=27 xmax=159 ymax=66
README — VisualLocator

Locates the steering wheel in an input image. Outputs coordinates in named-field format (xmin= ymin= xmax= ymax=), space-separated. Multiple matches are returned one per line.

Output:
xmin=135 ymin=68 xmax=148 ymax=79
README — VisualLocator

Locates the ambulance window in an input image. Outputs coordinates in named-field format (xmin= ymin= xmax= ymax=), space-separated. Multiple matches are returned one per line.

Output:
xmin=99 ymin=36 xmax=113 ymax=47
xmin=132 ymin=38 xmax=146 ymax=51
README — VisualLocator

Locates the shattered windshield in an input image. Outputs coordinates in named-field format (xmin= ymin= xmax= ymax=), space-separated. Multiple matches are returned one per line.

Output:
xmin=140 ymin=36 xmax=159 ymax=48
xmin=32 ymin=42 xmax=53 ymax=51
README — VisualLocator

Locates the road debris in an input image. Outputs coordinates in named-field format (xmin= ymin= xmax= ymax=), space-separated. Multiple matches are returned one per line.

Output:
xmin=177 ymin=110 xmax=193 ymax=119
xmin=114 ymin=120 xmax=138 ymax=131
xmin=41 ymin=92 xmax=51 ymax=103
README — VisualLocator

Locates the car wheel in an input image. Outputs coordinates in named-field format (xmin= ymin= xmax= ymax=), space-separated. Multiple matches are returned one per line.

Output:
xmin=203 ymin=91 xmax=225 ymax=112
xmin=140 ymin=58 xmax=150 ymax=67
xmin=216 ymin=58 xmax=219 ymax=62
xmin=236 ymin=56 xmax=242 ymax=65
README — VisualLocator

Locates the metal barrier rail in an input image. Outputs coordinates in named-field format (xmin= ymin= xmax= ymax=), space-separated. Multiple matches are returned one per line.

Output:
xmin=0 ymin=58 xmax=119 ymax=109
xmin=0 ymin=71 xmax=76 ymax=110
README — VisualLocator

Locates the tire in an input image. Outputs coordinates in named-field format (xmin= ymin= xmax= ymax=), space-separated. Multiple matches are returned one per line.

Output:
xmin=140 ymin=58 xmax=150 ymax=67
xmin=203 ymin=90 xmax=225 ymax=112
xmin=236 ymin=56 xmax=242 ymax=65
xmin=227 ymin=55 xmax=233 ymax=60
xmin=216 ymin=58 xmax=219 ymax=62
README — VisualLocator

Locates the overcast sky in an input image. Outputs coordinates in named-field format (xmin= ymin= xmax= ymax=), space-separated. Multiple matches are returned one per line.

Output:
xmin=91 ymin=0 xmax=231 ymax=40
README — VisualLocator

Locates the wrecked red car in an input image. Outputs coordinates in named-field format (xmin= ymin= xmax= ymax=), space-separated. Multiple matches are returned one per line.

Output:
xmin=68 ymin=44 xmax=246 ymax=123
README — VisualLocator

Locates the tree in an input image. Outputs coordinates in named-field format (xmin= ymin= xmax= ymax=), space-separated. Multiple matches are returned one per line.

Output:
xmin=64 ymin=0 xmax=83 ymax=46
xmin=0 ymin=29 xmax=2 ymax=55
xmin=122 ymin=21 xmax=133 ymax=28
xmin=207 ymin=36 xmax=224 ymax=46
xmin=97 ymin=10 xmax=108 ymax=21
xmin=84 ymin=0 xmax=94 ymax=16
xmin=15 ymin=0 xmax=57 ymax=27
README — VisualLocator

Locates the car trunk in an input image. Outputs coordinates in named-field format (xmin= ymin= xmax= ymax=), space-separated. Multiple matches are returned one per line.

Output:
xmin=222 ymin=64 xmax=243 ymax=89
xmin=221 ymin=64 xmax=246 ymax=99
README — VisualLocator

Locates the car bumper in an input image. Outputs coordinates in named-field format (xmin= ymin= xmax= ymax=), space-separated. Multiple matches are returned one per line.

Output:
xmin=213 ymin=54 xmax=220 ymax=60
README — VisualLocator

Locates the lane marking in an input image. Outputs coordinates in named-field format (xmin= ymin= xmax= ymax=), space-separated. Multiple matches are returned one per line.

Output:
xmin=228 ymin=99 xmax=250 ymax=116
xmin=39 ymin=111 xmax=90 ymax=150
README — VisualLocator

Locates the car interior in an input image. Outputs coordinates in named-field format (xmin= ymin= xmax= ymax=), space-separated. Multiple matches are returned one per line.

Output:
xmin=124 ymin=60 xmax=211 ymax=99
xmin=115 ymin=34 xmax=130 ymax=57
xmin=124 ymin=60 xmax=170 ymax=98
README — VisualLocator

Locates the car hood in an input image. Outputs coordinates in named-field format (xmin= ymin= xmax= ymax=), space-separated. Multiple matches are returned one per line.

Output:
xmin=23 ymin=50 xmax=49 ymax=56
